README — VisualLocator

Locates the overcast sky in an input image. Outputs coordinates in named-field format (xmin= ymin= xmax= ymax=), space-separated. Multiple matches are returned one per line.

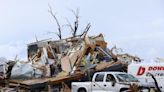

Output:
xmin=0 ymin=0 xmax=164 ymax=61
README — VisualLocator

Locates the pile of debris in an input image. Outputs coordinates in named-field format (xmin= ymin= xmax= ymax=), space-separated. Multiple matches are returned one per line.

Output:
xmin=0 ymin=32 xmax=141 ymax=91
xmin=0 ymin=10 xmax=141 ymax=91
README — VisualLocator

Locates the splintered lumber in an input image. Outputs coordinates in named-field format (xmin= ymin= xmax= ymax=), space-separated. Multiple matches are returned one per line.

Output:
xmin=9 ymin=79 xmax=48 ymax=89
xmin=61 ymin=56 xmax=72 ymax=74
xmin=48 ymin=72 xmax=85 ymax=85
xmin=9 ymin=72 xmax=85 ymax=89
xmin=0 ymin=88 xmax=15 ymax=92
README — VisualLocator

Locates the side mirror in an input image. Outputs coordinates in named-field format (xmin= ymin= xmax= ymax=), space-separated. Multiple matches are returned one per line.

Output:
xmin=112 ymin=82 xmax=116 ymax=87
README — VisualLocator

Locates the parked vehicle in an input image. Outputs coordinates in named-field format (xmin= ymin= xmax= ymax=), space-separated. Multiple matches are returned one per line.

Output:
xmin=128 ymin=63 xmax=164 ymax=91
xmin=72 ymin=72 xmax=140 ymax=92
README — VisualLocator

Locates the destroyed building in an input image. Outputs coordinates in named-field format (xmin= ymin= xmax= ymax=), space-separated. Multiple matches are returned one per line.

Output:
xmin=12 ymin=33 xmax=141 ymax=79
xmin=0 ymin=9 xmax=142 ymax=91
xmin=0 ymin=32 xmax=141 ymax=91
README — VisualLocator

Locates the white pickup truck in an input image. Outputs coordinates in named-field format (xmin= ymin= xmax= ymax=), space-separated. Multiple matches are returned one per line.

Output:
xmin=72 ymin=72 xmax=140 ymax=92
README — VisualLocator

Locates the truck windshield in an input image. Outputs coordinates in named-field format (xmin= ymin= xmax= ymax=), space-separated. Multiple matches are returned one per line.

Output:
xmin=116 ymin=74 xmax=138 ymax=82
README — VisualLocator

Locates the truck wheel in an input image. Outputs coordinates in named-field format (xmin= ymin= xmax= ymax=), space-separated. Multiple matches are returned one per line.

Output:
xmin=78 ymin=88 xmax=87 ymax=92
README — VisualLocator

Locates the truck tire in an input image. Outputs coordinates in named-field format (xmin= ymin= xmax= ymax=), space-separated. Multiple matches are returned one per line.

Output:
xmin=78 ymin=88 xmax=87 ymax=92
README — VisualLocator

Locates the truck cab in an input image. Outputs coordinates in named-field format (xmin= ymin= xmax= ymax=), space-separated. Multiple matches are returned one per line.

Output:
xmin=72 ymin=72 xmax=139 ymax=92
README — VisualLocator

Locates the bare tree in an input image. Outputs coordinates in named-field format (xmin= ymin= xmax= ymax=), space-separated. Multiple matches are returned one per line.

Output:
xmin=48 ymin=6 xmax=91 ymax=39
xmin=66 ymin=9 xmax=80 ymax=37
xmin=73 ymin=9 xmax=79 ymax=37
xmin=48 ymin=5 xmax=62 ymax=40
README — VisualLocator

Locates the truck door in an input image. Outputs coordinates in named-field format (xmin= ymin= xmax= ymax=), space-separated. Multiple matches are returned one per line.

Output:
xmin=92 ymin=73 xmax=107 ymax=92
xmin=104 ymin=74 xmax=119 ymax=92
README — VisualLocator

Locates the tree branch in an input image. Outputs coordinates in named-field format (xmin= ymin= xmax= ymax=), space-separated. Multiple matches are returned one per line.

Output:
xmin=48 ymin=4 xmax=62 ymax=40
xmin=67 ymin=9 xmax=80 ymax=37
